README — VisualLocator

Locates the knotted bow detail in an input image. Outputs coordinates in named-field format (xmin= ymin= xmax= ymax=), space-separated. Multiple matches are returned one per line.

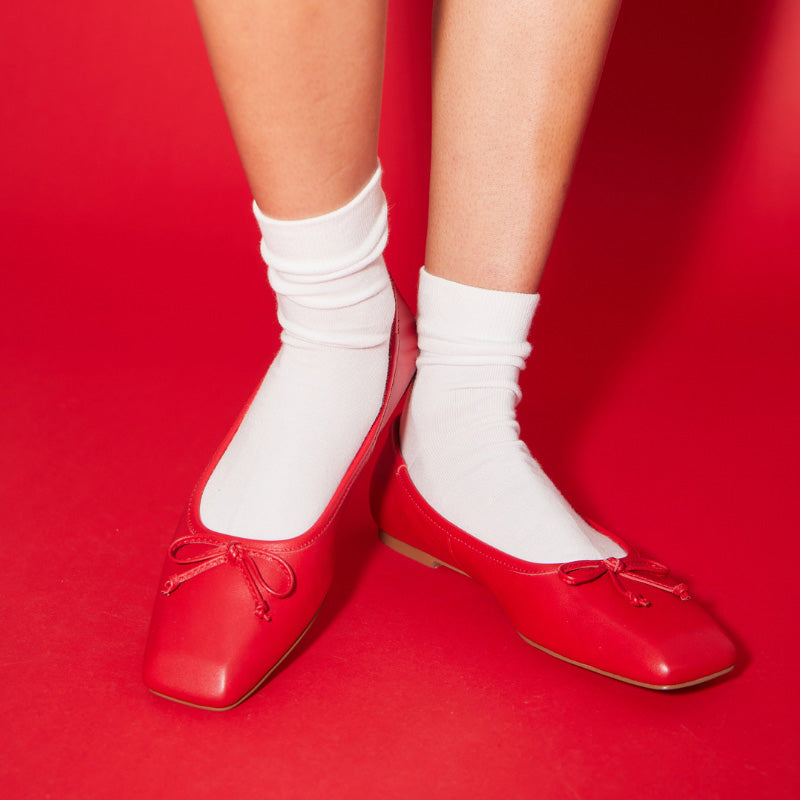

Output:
xmin=558 ymin=556 xmax=691 ymax=607
xmin=162 ymin=536 xmax=296 ymax=621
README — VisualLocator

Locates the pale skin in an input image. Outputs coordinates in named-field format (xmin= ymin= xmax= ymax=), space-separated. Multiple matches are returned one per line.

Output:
xmin=192 ymin=0 xmax=621 ymax=294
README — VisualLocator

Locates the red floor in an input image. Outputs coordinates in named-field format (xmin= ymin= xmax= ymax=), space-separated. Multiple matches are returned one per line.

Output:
xmin=2 ymin=2 xmax=799 ymax=798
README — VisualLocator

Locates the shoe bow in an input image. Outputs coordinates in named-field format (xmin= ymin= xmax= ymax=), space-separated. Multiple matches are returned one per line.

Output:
xmin=558 ymin=556 xmax=691 ymax=607
xmin=162 ymin=536 xmax=296 ymax=621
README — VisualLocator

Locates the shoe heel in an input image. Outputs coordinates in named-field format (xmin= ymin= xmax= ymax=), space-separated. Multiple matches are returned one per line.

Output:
xmin=379 ymin=531 xmax=443 ymax=568
xmin=379 ymin=531 xmax=466 ymax=575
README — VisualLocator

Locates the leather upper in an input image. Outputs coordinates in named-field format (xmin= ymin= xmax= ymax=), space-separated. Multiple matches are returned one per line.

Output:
xmin=143 ymin=285 xmax=418 ymax=709
xmin=370 ymin=421 xmax=736 ymax=689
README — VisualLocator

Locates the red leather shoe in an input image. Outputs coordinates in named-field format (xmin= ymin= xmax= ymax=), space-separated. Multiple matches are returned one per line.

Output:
xmin=370 ymin=420 xmax=736 ymax=690
xmin=143 ymin=284 xmax=418 ymax=710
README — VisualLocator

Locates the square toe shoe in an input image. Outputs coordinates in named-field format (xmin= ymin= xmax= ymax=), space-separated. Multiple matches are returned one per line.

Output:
xmin=143 ymin=284 xmax=418 ymax=710
xmin=370 ymin=421 xmax=736 ymax=691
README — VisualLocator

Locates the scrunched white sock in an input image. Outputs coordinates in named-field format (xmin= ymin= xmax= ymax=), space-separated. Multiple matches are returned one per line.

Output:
xmin=402 ymin=267 xmax=624 ymax=563
xmin=199 ymin=165 xmax=394 ymax=541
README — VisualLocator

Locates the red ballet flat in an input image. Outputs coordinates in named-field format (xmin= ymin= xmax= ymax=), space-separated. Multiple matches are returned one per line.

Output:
xmin=370 ymin=420 xmax=736 ymax=690
xmin=143 ymin=284 xmax=418 ymax=710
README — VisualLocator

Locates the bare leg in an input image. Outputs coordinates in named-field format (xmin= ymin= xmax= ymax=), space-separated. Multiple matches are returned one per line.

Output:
xmin=426 ymin=0 xmax=620 ymax=292
xmin=193 ymin=0 xmax=387 ymax=218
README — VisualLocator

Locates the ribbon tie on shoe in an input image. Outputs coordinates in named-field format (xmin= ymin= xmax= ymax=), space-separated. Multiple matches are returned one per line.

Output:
xmin=558 ymin=556 xmax=691 ymax=608
xmin=162 ymin=536 xmax=296 ymax=621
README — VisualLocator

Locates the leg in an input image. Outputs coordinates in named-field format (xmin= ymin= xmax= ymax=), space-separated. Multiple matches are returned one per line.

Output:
xmin=144 ymin=0 xmax=421 ymax=710
xmin=373 ymin=2 xmax=736 ymax=689
xmin=193 ymin=0 xmax=387 ymax=217
xmin=425 ymin=0 xmax=620 ymax=293
xmin=403 ymin=0 xmax=624 ymax=562
xmin=192 ymin=0 xmax=396 ymax=540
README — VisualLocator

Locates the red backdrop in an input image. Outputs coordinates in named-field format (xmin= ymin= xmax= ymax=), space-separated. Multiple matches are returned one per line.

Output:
xmin=2 ymin=2 xmax=798 ymax=797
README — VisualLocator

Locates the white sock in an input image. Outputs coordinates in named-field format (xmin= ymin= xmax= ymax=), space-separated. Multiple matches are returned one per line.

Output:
xmin=199 ymin=165 xmax=395 ymax=541
xmin=402 ymin=268 xmax=625 ymax=563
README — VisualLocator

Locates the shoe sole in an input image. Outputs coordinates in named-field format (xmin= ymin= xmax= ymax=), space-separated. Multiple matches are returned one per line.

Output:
xmin=379 ymin=531 xmax=734 ymax=691
xmin=516 ymin=634 xmax=734 ymax=690
xmin=148 ymin=604 xmax=323 ymax=712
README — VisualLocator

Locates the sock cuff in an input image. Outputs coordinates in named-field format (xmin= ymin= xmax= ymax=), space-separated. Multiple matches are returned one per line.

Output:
xmin=254 ymin=164 xmax=387 ymax=276
xmin=415 ymin=268 xmax=539 ymax=370
xmin=417 ymin=266 xmax=539 ymax=344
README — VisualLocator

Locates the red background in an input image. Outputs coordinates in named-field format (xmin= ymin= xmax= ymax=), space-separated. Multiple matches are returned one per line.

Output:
xmin=2 ymin=1 xmax=799 ymax=797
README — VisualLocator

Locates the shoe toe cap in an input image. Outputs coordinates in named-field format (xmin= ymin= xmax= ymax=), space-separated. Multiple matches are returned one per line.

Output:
xmin=515 ymin=576 xmax=737 ymax=690
xmin=587 ymin=594 xmax=737 ymax=689
xmin=144 ymin=648 xmax=244 ymax=709
xmin=639 ymin=613 xmax=737 ymax=689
